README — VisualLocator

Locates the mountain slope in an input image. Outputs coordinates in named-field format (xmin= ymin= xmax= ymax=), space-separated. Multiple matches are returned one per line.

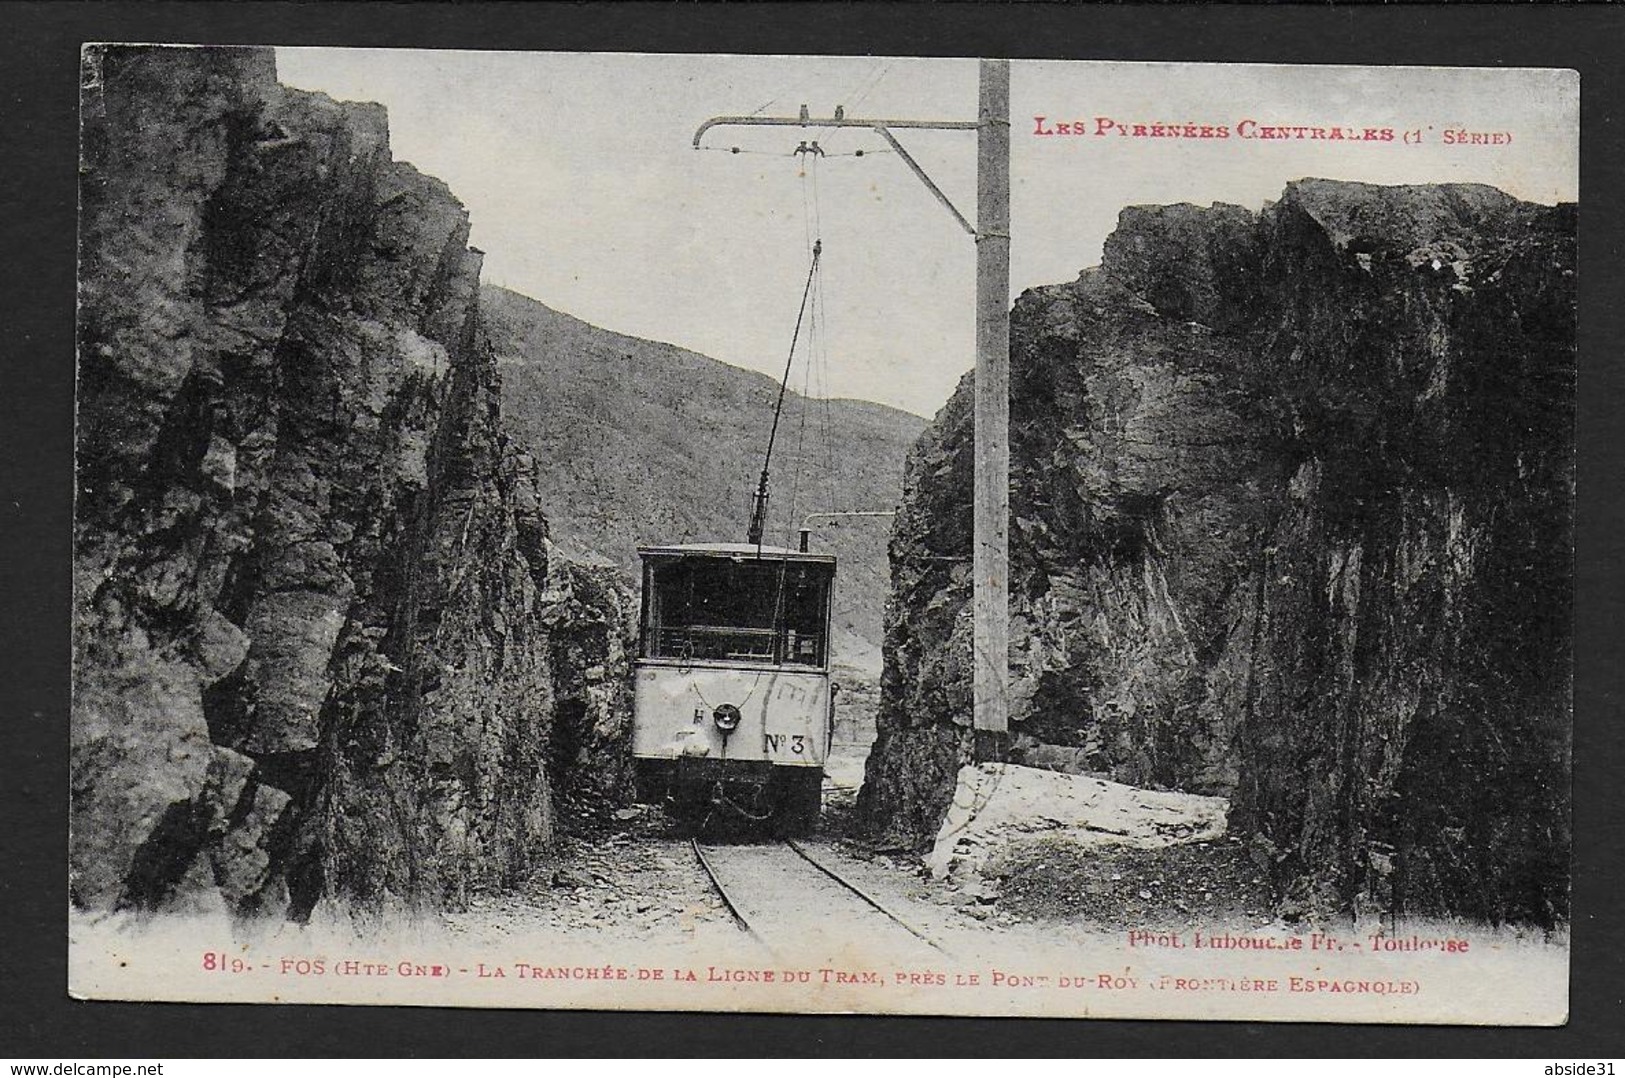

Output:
xmin=484 ymin=285 xmax=927 ymax=669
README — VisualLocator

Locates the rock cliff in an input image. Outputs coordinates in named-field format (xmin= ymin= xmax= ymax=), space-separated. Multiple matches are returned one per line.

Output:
xmin=859 ymin=180 xmax=1574 ymax=925
xmin=73 ymin=45 xmax=631 ymax=920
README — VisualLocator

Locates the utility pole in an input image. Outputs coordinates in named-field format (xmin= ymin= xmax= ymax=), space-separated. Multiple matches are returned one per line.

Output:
xmin=694 ymin=59 xmax=1011 ymax=757
xmin=973 ymin=60 xmax=1010 ymax=761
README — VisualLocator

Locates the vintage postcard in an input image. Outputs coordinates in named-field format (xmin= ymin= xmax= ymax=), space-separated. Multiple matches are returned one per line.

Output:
xmin=70 ymin=46 xmax=1576 ymax=1024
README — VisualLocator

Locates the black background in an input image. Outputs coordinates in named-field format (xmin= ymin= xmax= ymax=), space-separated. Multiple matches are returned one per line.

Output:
xmin=4 ymin=0 xmax=1621 ymax=1057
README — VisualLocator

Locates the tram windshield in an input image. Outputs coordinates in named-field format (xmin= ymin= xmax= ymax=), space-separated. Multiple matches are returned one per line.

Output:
xmin=641 ymin=554 xmax=832 ymax=667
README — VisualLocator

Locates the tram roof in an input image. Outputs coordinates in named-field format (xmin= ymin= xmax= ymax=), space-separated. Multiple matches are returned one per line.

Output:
xmin=637 ymin=541 xmax=836 ymax=565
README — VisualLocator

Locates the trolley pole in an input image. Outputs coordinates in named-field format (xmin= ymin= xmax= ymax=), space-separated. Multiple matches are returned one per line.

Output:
xmin=693 ymin=58 xmax=1012 ymax=760
xmin=972 ymin=60 xmax=1010 ymax=761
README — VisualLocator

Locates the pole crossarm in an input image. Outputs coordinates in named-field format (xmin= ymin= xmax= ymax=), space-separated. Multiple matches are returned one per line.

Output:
xmin=694 ymin=111 xmax=980 ymax=238
xmin=693 ymin=113 xmax=978 ymax=149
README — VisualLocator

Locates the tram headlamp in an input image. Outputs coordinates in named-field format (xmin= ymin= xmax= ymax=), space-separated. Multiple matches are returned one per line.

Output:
xmin=712 ymin=703 xmax=742 ymax=733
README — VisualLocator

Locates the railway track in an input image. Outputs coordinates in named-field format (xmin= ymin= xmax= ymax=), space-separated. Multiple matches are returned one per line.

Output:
xmin=691 ymin=838 xmax=954 ymax=961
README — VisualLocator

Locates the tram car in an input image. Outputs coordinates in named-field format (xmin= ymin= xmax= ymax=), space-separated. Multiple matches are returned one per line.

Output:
xmin=631 ymin=538 xmax=836 ymax=834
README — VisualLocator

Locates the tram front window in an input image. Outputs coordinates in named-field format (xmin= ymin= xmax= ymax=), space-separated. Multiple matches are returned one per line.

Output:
xmin=643 ymin=557 xmax=830 ymax=666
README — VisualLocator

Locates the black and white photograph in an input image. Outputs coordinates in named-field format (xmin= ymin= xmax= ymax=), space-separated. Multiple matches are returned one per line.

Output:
xmin=68 ymin=45 xmax=1576 ymax=1024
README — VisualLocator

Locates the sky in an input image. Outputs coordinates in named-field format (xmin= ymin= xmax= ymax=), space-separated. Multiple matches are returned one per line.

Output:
xmin=277 ymin=50 xmax=1578 ymax=418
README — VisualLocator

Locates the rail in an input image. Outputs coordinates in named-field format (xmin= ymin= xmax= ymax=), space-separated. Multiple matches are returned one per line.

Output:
xmin=690 ymin=839 xmax=764 ymax=941
xmin=785 ymin=840 xmax=954 ymax=956
xmin=691 ymin=840 xmax=953 ymax=959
